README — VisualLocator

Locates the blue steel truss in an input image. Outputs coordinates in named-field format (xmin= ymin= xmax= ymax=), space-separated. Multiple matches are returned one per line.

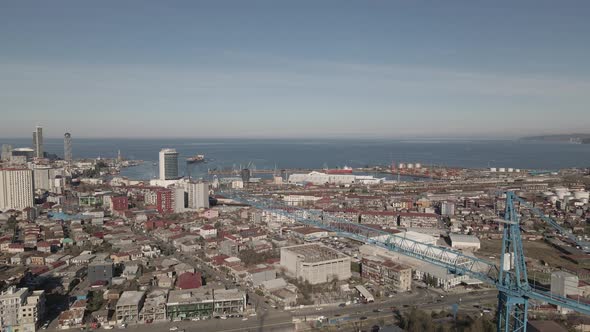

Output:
xmin=497 ymin=192 xmax=530 ymax=332
xmin=221 ymin=190 xmax=590 ymax=332
xmin=513 ymin=196 xmax=590 ymax=252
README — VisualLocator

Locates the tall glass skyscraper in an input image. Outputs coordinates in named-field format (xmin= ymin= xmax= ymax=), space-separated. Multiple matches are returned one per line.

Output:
xmin=64 ymin=132 xmax=72 ymax=161
xmin=159 ymin=148 xmax=179 ymax=180
xmin=32 ymin=126 xmax=43 ymax=159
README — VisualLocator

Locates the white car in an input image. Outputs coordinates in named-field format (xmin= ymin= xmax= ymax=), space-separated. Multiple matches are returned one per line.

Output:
xmin=242 ymin=318 xmax=248 ymax=321
xmin=104 ymin=326 xmax=114 ymax=330
xmin=191 ymin=317 xmax=200 ymax=321
xmin=170 ymin=327 xmax=178 ymax=331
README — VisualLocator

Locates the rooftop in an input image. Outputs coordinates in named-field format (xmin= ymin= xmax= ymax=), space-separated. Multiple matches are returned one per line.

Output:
xmin=116 ymin=291 xmax=145 ymax=307
xmin=167 ymin=288 xmax=213 ymax=305
xmin=282 ymin=243 xmax=349 ymax=263
xmin=449 ymin=234 xmax=480 ymax=244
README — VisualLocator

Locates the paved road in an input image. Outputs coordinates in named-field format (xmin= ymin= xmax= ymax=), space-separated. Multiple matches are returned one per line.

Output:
xmin=292 ymin=289 xmax=499 ymax=329
xmin=120 ymin=312 xmax=294 ymax=332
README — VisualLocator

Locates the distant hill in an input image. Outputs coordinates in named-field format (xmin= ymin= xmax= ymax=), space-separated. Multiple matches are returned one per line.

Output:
xmin=521 ymin=134 xmax=590 ymax=144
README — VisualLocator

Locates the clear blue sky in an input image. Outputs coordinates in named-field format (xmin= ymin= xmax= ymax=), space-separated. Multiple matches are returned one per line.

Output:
xmin=1 ymin=1 xmax=589 ymax=139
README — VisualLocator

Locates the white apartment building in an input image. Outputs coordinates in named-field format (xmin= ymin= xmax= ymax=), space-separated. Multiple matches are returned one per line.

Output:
xmin=188 ymin=181 xmax=209 ymax=210
xmin=0 ymin=169 xmax=34 ymax=211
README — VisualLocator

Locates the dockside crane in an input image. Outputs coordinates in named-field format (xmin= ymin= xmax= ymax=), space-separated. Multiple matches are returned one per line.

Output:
xmin=220 ymin=190 xmax=590 ymax=332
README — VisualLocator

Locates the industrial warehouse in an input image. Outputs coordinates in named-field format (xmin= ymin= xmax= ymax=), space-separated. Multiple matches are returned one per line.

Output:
xmin=280 ymin=243 xmax=352 ymax=285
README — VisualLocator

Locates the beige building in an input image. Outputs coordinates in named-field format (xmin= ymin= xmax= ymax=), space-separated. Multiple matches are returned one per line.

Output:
xmin=361 ymin=256 xmax=412 ymax=292
xmin=115 ymin=291 xmax=146 ymax=323
xmin=187 ymin=181 xmax=209 ymax=210
xmin=0 ymin=287 xmax=45 ymax=332
xmin=280 ymin=243 xmax=351 ymax=285
xmin=0 ymin=169 xmax=34 ymax=211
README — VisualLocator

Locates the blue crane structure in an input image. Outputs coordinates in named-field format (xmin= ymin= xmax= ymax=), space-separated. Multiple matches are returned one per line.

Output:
xmin=512 ymin=195 xmax=590 ymax=252
xmin=221 ymin=190 xmax=590 ymax=332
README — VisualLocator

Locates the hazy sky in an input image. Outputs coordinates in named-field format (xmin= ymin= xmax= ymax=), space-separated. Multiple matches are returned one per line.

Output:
xmin=1 ymin=1 xmax=589 ymax=139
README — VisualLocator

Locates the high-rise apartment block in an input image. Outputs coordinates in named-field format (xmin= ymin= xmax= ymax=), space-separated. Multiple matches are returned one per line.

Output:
xmin=32 ymin=126 xmax=43 ymax=159
xmin=0 ymin=168 xmax=34 ymax=211
xmin=188 ymin=181 xmax=209 ymax=210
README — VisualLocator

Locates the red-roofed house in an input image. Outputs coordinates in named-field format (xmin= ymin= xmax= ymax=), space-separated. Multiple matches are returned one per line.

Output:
xmin=199 ymin=224 xmax=217 ymax=239
xmin=200 ymin=209 xmax=219 ymax=219
xmin=211 ymin=255 xmax=229 ymax=266
xmin=176 ymin=272 xmax=202 ymax=290
xmin=8 ymin=243 xmax=25 ymax=253
xmin=36 ymin=241 xmax=53 ymax=253
xmin=110 ymin=252 xmax=131 ymax=264
xmin=111 ymin=196 xmax=129 ymax=212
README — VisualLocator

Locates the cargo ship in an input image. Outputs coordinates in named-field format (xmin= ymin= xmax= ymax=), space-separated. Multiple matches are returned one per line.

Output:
xmin=324 ymin=166 xmax=353 ymax=174
xmin=186 ymin=154 xmax=205 ymax=164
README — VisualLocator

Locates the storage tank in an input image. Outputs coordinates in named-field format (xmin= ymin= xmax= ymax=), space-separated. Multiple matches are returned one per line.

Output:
xmin=407 ymin=163 xmax=414 ymax=169
xmin=548 ymin=195 xmax=558 ymax=204
xmin=499 ymin=168 xmax=506 ymax=172
xmin=415 ymin=163 xmax=422 ymax=169
xmin=515 ymin=169 xmax=521 ymax=173
xmin=490 ymin=168 xmax=497 ymax=172
xmin=507 ymin=168 xmax=514 ymax=172
xmin=556 ymin=191 xmax=571 ymax=200
xmin=398 ymin=163 xmax=406 ymax=169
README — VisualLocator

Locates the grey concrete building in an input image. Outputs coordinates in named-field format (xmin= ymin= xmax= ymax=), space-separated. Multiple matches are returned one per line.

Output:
xmin=115 ymin=291 xmax=146 ymax=323
xmin=88 ymin=260 xmax=114 ymax=285
xmin=280 ymin=243 xmax=351 ymax=285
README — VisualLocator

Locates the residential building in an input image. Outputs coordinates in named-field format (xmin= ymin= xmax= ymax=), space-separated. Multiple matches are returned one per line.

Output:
xmin=115 ymin=291 xmax=146 ymax=323
xmin=138 ymin=290 xmax=167 ymax=323
xmin=110 ymin=196 xmax=129 ymax=212
xmin=441 ymin=201 xmax=455 ymax=216
xmin=361 ymin=256 xmax=412 ymax=291
xmin=173 ymin=187 xmax=186 ymax=213
xmin=0 ymin=287 xmax=45 ymax=332
xmin=156 ymin=189 xmax=173 ymax=214
xmin=33 ymin=166 xmax=52 ymax=192
xmin=0 ymin=169 xmax=34 ymax=211
xmin=88 ymin=260 xmax=114 ymax=285
xmin=166 ymin=288 xmax=246 ymax=321
xmin=188 ymin=182 xmax=209 ymax=210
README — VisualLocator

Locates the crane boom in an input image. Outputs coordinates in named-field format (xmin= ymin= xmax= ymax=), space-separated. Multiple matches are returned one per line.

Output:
xmin=221 ymin=190 xmax=590 ymax=321
xmin=513 ymin=196 xmax=590 ymax=251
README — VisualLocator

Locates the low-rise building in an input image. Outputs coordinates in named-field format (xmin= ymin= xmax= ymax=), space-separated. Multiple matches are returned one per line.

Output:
xmin=138 ymin=290 xmax=167 ymax=323
xmin=166 ymin=288 xmax=246 ymax=321
xmin=115 ymin=291 xmax=146 ymax=324
xmin=0 ymin=287 xmax=45 ymax=332
xmin=361 ymin=256 xmax=412 ymax=292
xmin=449 ymin=234 xmax=481 ymax=251
xmin=88 ymin=260 xmax=114 ymax=285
